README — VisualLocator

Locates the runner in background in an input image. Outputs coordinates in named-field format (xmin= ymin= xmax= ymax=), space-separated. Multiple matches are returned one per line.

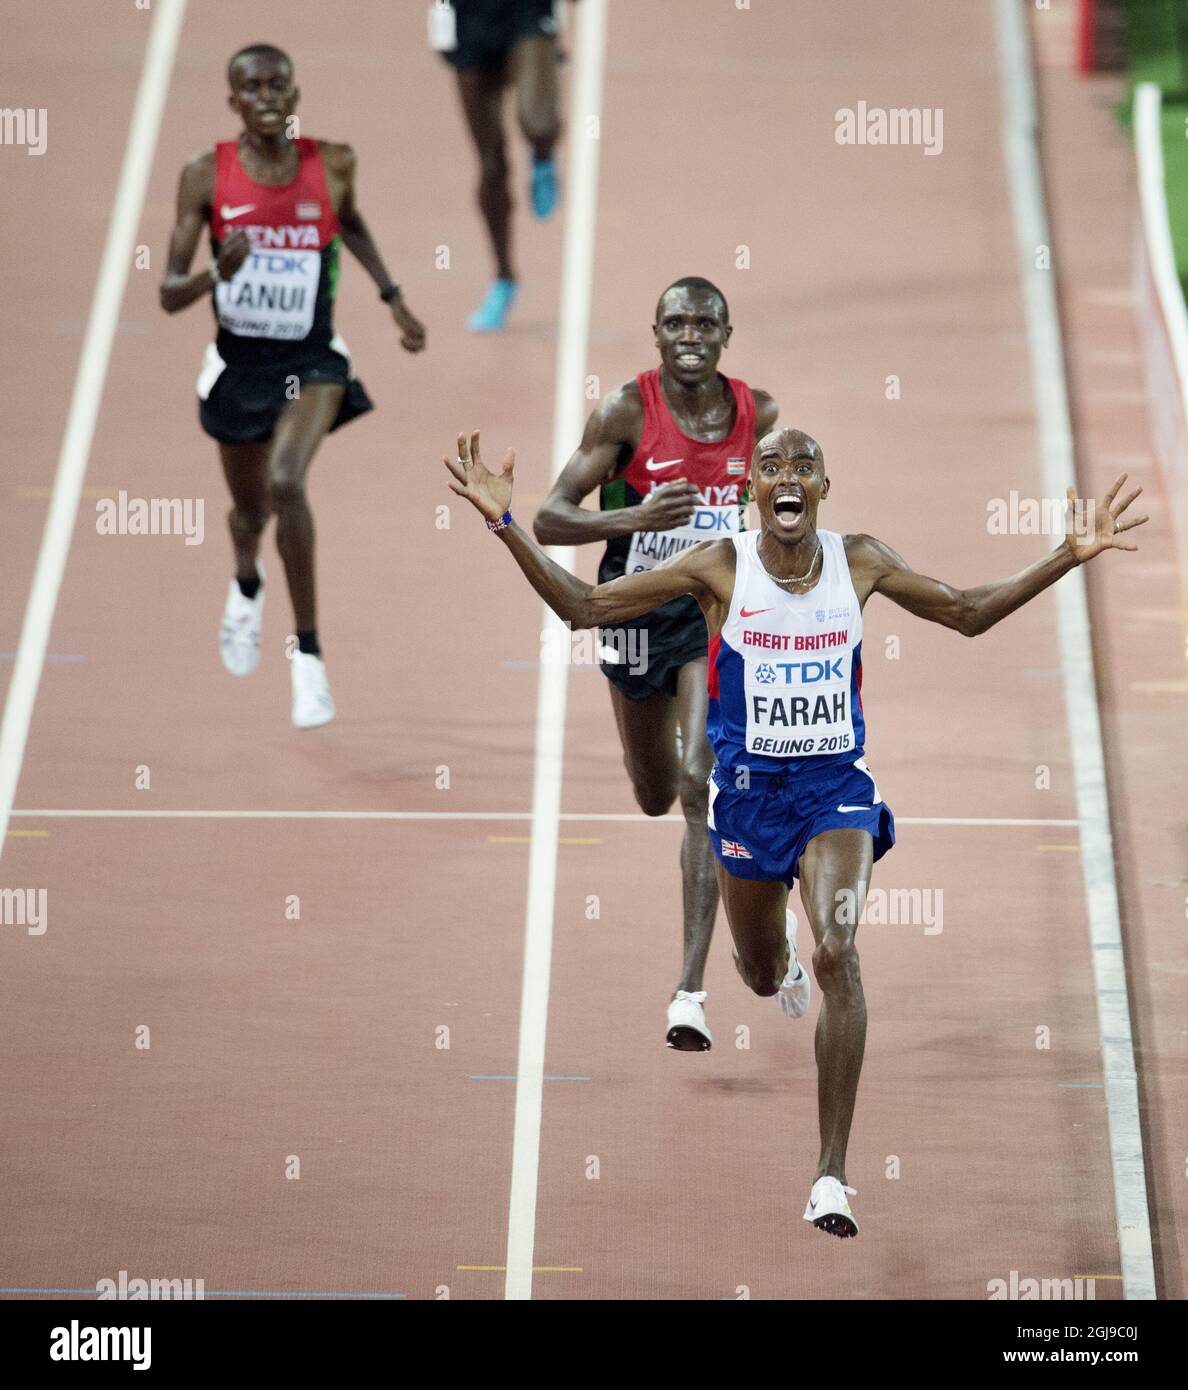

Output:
xmin=534 ymin=278 xmax=778 ymax=1051
xmin=160 ymin=43 xmax=426 ymax=727
xmin=431 ymin=0 xmax=571 ymax=331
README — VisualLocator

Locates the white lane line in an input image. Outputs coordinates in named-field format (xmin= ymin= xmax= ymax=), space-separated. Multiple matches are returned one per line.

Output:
xmin=0 ymin=0 xmax=188 ymax=865
xmin=9 ymin=809 xmax=1080 ymax=826
xmin=995 ymin=0 xmax=1156 ymax=1300
xmin=504 ymin=0 xmax=608 ymax=1304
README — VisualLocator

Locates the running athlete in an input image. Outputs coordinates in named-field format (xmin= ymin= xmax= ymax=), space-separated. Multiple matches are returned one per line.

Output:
xmin=432 ymin=0 xmax=569 ymax=331
xmin=160 ymin=43 xmax=426 ymax=727
xmin=534 ymin=278 xmax=778 ymax=1052
xmin=444 ymin=426 xmax=1146 ymax=1237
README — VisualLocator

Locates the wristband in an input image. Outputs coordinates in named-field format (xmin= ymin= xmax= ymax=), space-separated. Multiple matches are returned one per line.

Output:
xmin=486 ymin=510 xmax=513 ymax=534
xmin=379 ymin=282 xmax=402 ymax=303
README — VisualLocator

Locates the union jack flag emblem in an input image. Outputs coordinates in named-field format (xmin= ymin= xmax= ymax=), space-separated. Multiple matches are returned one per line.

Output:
xmin=720 ymin=840 xmax=752 ymax=859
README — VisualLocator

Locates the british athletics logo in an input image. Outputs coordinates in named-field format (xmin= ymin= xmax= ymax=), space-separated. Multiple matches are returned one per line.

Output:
xmin=720 ymin=840 xmax=753 ymax=859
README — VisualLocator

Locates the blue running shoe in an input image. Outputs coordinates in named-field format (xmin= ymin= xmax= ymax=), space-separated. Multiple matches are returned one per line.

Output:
xmin=531 ymin=157 xmax=558 ymax=220
xmin=466 ymin=277 xmax=518 ymax=333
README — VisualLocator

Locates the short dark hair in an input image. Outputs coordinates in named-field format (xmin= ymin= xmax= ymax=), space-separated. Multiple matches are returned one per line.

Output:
xmin=655 ymin=276 xmax=730 ymax=326
xmin=227 ymin=43 xmax=293 ymax=87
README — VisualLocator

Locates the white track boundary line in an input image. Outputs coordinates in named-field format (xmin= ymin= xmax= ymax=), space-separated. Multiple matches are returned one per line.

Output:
xmin=503 ymin=0 xmax=607 ymax=1303
xmin=995 ymin=0 xmax=1155 ymax=1300
xmin=9 ymin=808 xmax=1079 ymax=827
xmin=1134 ymin=84 xmax=1188 ymax=392
xmin=0 ymin=0 xmax=187 ymax=866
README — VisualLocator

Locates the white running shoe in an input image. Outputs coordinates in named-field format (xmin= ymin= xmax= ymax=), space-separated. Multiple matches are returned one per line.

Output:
xmin=776 ymin=909 xmax=811 ymax=1019
xmin=219 ymin=564 xmax=264 ymax=676
xmin=804 ymin=1176 xmax=859 ymax=1238
xmin=666 ymin=990 xmax=712 ymax=1051
xmin=290 ymin=650 xmax=336 ymax=728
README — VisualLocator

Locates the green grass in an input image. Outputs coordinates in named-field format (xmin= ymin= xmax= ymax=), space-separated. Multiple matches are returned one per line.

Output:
xmin=1123 ymin=0 xmax=1188 ymax=291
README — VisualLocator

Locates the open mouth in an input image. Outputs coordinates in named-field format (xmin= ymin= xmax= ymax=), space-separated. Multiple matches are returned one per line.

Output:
xmin=773 ymin=492 xmax=805 ymax=529
xmin=675 ymin=352 xmax=703 ymax=368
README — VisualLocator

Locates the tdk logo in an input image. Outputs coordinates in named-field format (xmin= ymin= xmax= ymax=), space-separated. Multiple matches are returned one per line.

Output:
xmin=692 ymin=509 xmax=733 ymax=532
xmin=754 ymin=658 xmax=844 ymax=685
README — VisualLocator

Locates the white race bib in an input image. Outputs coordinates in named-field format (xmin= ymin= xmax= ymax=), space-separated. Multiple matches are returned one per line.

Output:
xmin=626 ymin=503 xmax=740 ymax=574
xmin=428 ymin=1 xmax=458 ymax=51
xmin=743 ymin=640 xmax=856 ymax=758
xmin=216 ymin=247 xmax=320 ymax=341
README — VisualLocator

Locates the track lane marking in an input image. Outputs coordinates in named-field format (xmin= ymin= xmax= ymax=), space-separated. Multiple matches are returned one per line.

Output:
xmin=0 ymin=0 xmax=188 ymax=864
xmin=503 ymin=0 xmax=608 ymax=1304
xmin=9 ymin=809 xmax=1081 ymax=826
xmin=995 ymin=0 xmax=1156 ymax=1300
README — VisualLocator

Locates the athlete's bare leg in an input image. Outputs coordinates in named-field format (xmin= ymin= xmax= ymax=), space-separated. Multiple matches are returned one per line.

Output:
xmin=797 ymin=828 xmax=872 ymax=1185
xmin=264 ymin=382 xmax=345 ymax=634
xmin=609 ymin=664 xmax=718 ymax=998
xmin=455 ymin=68 xmax=514 ymax=281
xmin=509 ymin=34 xmax=559 ymax=158
xmin=218 ymin=441 xmax=269 ymax=583
xmin=715 ymin=826 xmax=872 ymax=1185
xmin=673 ymin=659 xmax=719 ymax=995
xmin=608 ymin=682 xmax=679 ymax=817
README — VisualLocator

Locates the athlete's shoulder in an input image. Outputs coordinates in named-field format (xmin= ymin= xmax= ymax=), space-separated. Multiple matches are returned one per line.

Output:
xmin=318 ymin=140 xmax=356 ymax=176
xmin=844 ymin=533 xmax=902 ymax=575
xmin=177 ymin=148 xmax=216 ymax=205
xmin=590 ymin=379 xmax=644 ymax=439
xmin=750 ymin=387 xmax=778 ymax=434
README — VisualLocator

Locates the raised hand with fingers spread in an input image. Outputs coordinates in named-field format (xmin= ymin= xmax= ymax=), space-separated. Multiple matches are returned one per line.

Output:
xmin=443 ymin=430 xmax=515 ymax=525
xmin=1062 ymin=473 xmax=1149 ymax=565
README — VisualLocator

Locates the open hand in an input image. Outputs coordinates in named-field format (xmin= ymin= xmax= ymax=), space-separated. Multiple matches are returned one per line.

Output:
xmin=1063 ymin=473 xmax=1148 ymax=564
xmin=443 ymin=430 xmax=514 ymax=524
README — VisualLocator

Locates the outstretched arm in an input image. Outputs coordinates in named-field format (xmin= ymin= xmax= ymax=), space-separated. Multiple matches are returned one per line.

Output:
xmin=444 ymin=432 xmax=729 ymax=629
xmin=327 ymin=142 xmax=426 ymax=353
xmin=850 ymin=474 xmax=1148 ymax=636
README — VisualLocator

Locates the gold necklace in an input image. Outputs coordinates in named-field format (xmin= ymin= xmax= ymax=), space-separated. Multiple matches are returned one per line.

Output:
xmin=758 ymin=535 xmax=821 ymax=587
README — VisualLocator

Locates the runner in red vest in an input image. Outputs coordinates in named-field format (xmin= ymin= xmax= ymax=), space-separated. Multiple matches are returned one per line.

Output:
xmin=160 ymin=43 xmax=426 ymax=727
xmin=534 ymin=278 xmax=778 ymax=1050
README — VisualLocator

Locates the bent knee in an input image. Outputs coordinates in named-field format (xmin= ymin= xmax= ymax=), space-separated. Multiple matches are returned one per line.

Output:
xmin=737 ymin=953 xmax=781 ymax=997
xmin=268 ymin=471 xmax=307 ymax=511
xmin=813 ymin=935 xmax=862 ymax=992
xmin=632 ymin=781 xmax=675 ymax=818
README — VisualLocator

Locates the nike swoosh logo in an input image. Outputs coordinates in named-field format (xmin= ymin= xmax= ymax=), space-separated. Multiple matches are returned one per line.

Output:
xmin=739 ymin=607 xmax=772 ymax=618
xmin=220 ymin=203 xmax=256 ymax=221
xmin=836 ymin=805 xmax=873 ymax=813
xmin=645 ymin=457 xmax=683 ymax=471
